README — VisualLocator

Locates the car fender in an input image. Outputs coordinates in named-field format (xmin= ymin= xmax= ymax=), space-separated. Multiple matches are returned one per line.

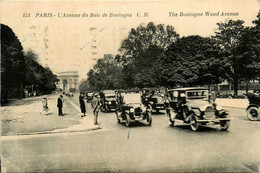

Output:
xmin=246 ymin=104 xmax=259 ymax=111
xmin=218 ymin=110 xmax=229 ymax=117
xmin=190 ymin=109 xmax=200 ymax=116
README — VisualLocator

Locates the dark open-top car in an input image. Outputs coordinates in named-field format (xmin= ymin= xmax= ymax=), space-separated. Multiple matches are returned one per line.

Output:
xmin=100 ymin=90 xmax=117 ymax=112
xmin=141 ymin=88 xmax=166 ymax=113
xmin=166 ymin=87 xmax=230 ymax=131
xmin=115 ymin=91 xmax=152 ymax=127
xmin=246 ymin=91 xmax=260 ymax=121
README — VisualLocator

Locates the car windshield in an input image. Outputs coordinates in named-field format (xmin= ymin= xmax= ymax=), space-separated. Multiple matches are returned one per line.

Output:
xmin=186 ymin=90 xmax=208 ymax=99
xmin=106 ymin=95 xmax=115 ymax=98
xmin=122 ymin=93 xmax=142 ymax=104
xmin=103 ymin=90 xmax=115 ymax=95
xmin=156 ymin=96 xmax=164 ymax=102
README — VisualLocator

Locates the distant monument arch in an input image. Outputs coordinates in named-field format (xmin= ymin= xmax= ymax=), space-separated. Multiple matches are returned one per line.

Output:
xmin=56 ymin=71 xmax=79 ymax=92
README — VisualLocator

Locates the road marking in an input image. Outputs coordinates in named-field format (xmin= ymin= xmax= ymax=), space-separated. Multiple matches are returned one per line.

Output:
xmin=127 ymin=130 xmax=130 ymax=139
xmin=65 ymin=96 xmax=94 ymax=120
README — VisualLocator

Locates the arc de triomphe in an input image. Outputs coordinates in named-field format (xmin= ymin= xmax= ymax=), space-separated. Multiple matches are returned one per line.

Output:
xmin=56 ymin=71 xmax=79 ymax=92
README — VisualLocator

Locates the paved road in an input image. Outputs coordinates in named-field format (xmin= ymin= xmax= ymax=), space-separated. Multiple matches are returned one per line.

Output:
xmin=2 ymin=94 xmax=260 ymax=172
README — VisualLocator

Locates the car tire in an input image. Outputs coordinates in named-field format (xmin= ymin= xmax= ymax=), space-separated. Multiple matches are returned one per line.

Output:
xmin=115 ymin=110 xmax=120 ymax=123
xmin=247 ymin=107 xmax=260 ymax=121
xmin=125 ymin=114 xmax=131 ymax=127
xmin=190 ymin=115 xmax=199 ymax=131
xmin=146 ymin=112 xmax=152 ymax=126
xmin=220 ymin=120 xmax=230 ymax=131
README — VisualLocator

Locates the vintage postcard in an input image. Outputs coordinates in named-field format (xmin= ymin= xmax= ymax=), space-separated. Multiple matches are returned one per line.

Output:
xmin=1 ymin=0 xmax=260 ymax=172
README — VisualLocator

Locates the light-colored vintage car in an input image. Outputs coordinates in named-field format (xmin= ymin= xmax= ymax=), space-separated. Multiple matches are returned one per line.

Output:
xmin=116 ymin=91 xmax=152 ymax=127
xmin=166 ymin=87 xmax=230 ymax=131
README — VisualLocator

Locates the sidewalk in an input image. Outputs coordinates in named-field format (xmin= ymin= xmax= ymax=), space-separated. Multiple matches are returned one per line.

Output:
xmin=1 ymin=94 xmax=100 ymax=136
xmin=215 ymin=98 xmax=249 ymax=109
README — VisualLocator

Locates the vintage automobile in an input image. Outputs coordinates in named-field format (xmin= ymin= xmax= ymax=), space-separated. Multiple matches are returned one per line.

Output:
xmin=246 ymin=91 xmax=260 ymax=121
xmin=86 ymin=92 xmax=94 ymax=103
xmin=66 ymin=92 xmax=74 ymax=97
xmin=100 ymin=90 xmax=117 ymax=112
xmin=141 ymin=88 xmax=166 ymax=113
xmin=115 ymin=91 xmax=152 ymax=127
xmin=166 ymin=87 xmax=231 ymax=131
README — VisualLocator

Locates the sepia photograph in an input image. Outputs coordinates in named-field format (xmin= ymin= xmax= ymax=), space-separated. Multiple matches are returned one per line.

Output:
xmin=1 ymin=0 xmax=260 ymax=172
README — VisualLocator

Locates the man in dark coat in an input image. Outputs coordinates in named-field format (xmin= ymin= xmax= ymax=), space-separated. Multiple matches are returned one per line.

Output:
xmin=57 ymin=95 xmax=64 ymax=116
xmin=79 ymin=92 xmax=86 ymax=117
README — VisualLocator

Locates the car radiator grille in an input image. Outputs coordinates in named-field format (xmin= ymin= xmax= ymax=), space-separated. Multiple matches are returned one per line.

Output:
xmin=204 ymin=107 xmax=215 ymax=120
xmin=134 ymin=108 xmax=142 ymax=116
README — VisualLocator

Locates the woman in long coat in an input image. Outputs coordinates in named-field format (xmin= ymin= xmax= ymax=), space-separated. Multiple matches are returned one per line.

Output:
xmin=79 ymin=92 xmax=86 ymax=117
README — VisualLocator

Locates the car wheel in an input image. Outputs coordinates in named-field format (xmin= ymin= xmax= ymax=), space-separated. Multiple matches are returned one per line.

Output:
xmin=247 ymin=107 xmax=260 ymax=121
xmin=220 ymin=120 xmax=230 ymax=131
xmin=115 ymin=110 xmax=120 ymax=123
xmin=125 ymin=114 xmax=131 ymax=127
xmin=146 ymin=112 xmax=152 ymax=126
xmin=190 ymin=115 xmax=199 ymax=131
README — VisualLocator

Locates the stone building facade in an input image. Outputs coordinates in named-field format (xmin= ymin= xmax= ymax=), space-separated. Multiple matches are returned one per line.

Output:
xmin=56 ymin=71 xmax=79 ymax=92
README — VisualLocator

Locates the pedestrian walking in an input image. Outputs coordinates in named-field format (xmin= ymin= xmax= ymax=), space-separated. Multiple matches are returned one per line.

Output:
xmin=57 ymin=95 xmax=64 ymax=116
xmin=79 ymin=92 xmax=86 ymax=117
xmin=92 ymin=93 xmax=101 ymax=125
xmin=41 ymin=96 xmax=49 ymax=115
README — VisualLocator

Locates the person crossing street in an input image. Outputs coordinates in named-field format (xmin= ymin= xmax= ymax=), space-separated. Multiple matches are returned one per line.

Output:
xmin=79 ymin=92 xmax=86 ymax=117
xmin=91 ymin=93 xmax=101 ymax=125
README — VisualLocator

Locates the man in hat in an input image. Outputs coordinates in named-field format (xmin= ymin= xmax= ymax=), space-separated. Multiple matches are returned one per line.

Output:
xmin=91 ymin=93 xmax=101 ymax=125
xmin=57 ymin=95 xmax=64 ymax=116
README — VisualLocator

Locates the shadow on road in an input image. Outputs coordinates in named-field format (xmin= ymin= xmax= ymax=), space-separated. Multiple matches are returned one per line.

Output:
xmin=168 ymin=124 xmax=231 ymax=133
xmin=151 ymin=111 xmax=165 ymax=115
xmin=116 ymin=121 xmax=152 ymax=128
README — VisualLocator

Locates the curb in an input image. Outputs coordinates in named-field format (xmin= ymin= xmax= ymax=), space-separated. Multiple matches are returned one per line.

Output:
xmin=2 ymin=126 xmax=101 ymax=137
xmin=2 ymin=95 xmax=102 ymax=137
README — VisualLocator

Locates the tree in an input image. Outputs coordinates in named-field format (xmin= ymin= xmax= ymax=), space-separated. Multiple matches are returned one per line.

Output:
xmin=78 ymin=80 xmax=90 ymax=91
xmin=24 ymin=49 xmax=58 ymax=94
xmin=131 ymin=46 xmax=164 ymax=87
xmin=158 ymin=35 xmax=225 ymax=88
xmin=1 ymin=24 xmax=26 ymax=101
xmin=86 ymin=54 xmax=124 ymax=90
xmin=119 ymin=22 xmax=179 ymax=87
xmin=237 ymin=11 xmax=260 ymax=84
xmin=213 ymin=19 xmax=248 ymax=95
xmin=120 ymin=22 xmax=179 ymax=57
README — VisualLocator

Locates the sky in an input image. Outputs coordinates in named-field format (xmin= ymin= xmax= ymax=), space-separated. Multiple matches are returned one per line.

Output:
xmin=1 ymin=0 xmax=260 ymax=80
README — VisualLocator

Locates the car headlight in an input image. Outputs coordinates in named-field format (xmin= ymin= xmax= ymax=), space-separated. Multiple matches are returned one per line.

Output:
xmin=108 ymin=101 xmax=111 ymax=104
xmin=130 ymin=108 xmax=134 ymax=112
